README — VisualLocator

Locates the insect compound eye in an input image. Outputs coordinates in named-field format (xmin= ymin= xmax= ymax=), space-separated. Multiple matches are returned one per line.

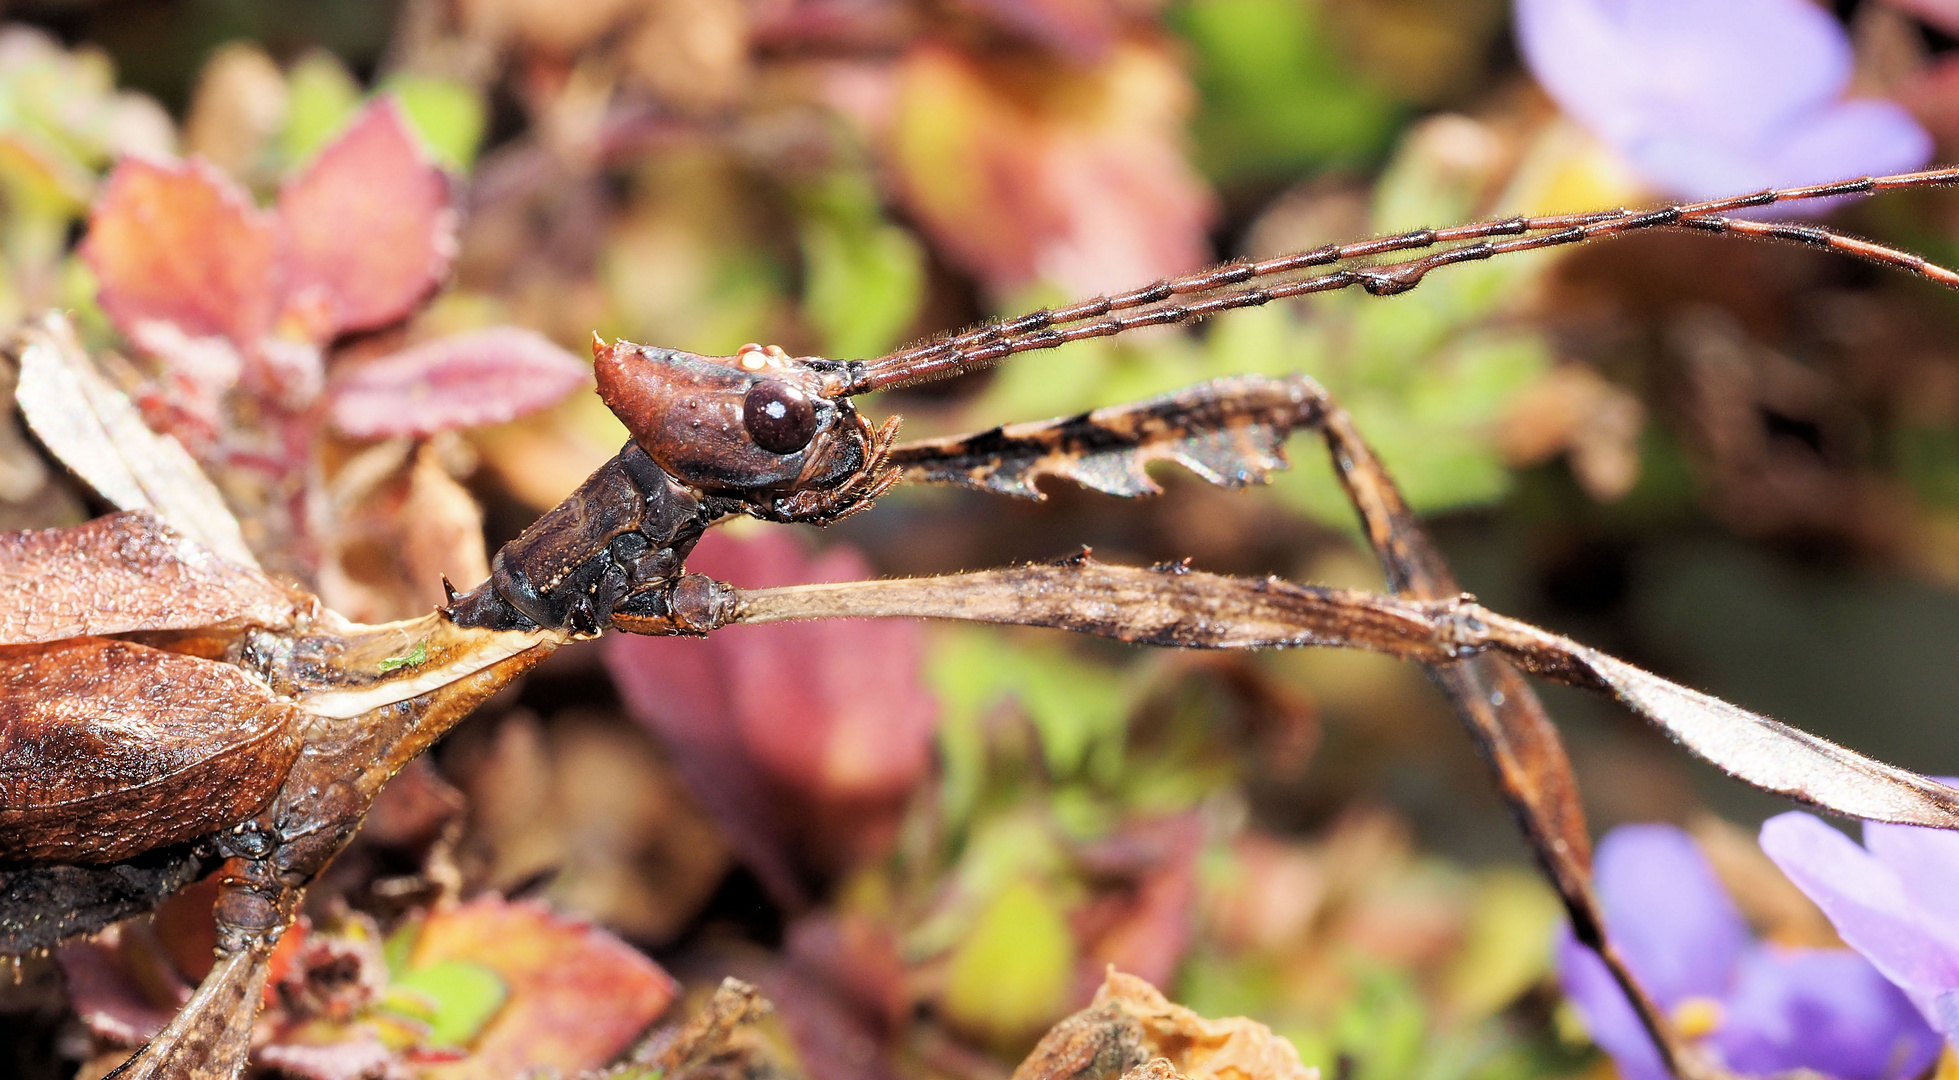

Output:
xmin=742 ymin=380 xmax=818 ymax=454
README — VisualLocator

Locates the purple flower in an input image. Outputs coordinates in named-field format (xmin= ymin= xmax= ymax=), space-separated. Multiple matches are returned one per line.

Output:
xmin=1559 ymin=824 xmax=1940 ymax=1080
xmin=1514 ymin=0 xmax=1932 ymax=202
xmin=1762 ymin=800 xmax=1959 ymax=1045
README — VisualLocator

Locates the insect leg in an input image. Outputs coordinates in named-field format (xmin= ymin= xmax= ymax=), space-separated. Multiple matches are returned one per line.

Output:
xmin=102 ymin=863 xmax=285 ymax=1080
xmin=103 ymin=947 xmax=271 ymax=1079
xmin=1299 ymin=385 xmax=1705 ymax=1079
xmin=672 ymin=558 xmax=1959 ymax=832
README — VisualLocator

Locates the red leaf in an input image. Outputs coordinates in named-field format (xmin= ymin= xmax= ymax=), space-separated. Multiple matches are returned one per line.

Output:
xmin=326 ymin=327 xmax=591 ymax=439
xmin=81 ymin=156 xmax=277 ymax=348
xmin=887 ymin=40 xmax=1215 ymax=297
xmin=407 ymin=896 xmax=676 ymax=1079
xmin=276 ymin=100 xmax=457 ymax=338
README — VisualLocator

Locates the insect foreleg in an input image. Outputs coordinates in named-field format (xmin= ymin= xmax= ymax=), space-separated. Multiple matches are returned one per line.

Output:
xmin=446 ymin=443 xmax=722 ymax=634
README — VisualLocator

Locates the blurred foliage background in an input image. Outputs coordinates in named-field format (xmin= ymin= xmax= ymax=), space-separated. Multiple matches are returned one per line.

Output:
xmin=5 ymin=1 xmax=1959 ymax=1079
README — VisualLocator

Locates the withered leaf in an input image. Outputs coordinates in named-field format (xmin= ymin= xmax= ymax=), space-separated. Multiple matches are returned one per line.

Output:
xmin=0 ymin=637 xmax=306 ymax=863
xmin=1085 ymin=970 xmax=1315 ymax=1080
xmin=891 ymin=375 xmax=1317 ymax=499
xmin=0 ymin=511 xmax=296 ymax=645
xmin=1010 ymin=970 xmax=1315 ymax=1080
xmin=14 ymin=315 xmax=260 ymax=569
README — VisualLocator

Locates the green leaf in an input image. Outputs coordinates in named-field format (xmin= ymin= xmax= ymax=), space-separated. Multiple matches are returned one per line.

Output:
xmin=798 ymin=173 xmax=925 ymax=359
xmin=1171 ymin=0 xmax=1402 ymax=182
xmin=1332 ymin=966 xmax=1428 ymax=1080
xmin=281 ymin=51 xmax=362 ymax=170
xmin=941 ymin=877 xmax=1076 ymax=1045
xmin=1445 ymin=870 xmax=1562 ymax=1020
xmin=384 ymin=74 xmax=487 ymax=171
xmin=382 ymin=913 xmax=422 ymax=977
xmin=386 ymin=959 xmax=509 ymax=1049
xmin=926 ymin=626 xmax=1129 ymax=791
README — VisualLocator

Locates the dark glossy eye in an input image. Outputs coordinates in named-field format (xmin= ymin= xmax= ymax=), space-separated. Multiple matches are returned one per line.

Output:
xmin=742 ymin=380 xmax=818 ymax=454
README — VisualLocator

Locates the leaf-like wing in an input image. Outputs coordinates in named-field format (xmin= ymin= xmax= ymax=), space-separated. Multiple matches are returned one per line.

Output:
xmin=14 ymin=314 xmax=260 ymax=569
xmin=0 ymin=844 xmax=213 ymax=955
xmin=0 ymin=511 xmax=296 ymax=645
xmin=0 ymin=637 xmax=306 ymax=863
xmin=104 ymin=945 xmax=269 ymax=1080
xmin=890 ymin=375 xmax=1321 ymax=498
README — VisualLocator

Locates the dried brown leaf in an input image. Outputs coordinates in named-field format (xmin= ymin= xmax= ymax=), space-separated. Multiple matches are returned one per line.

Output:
xmin=1089 ymin=971 xmax=1314 ymax=1080
xmin=14 ymin=315 xmax=260 ymax=568
xmin=1009 ymin=970 xmax=1314 ymax=1080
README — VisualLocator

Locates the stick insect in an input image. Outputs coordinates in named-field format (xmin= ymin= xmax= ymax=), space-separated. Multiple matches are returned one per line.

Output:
xmin=8 ymin=167 xmax=1959 ymax=1080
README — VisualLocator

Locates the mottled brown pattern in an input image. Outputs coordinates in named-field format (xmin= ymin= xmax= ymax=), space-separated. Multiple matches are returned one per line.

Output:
xmin=890 ymin=375 xmax=1324 ymax=499
xmin=105 ymin=946 xmax=271 ymax=1080
xmin=0 ymin=511 xmax=298 ymax=646
xmin=0 ymin=637 xmax=304 ymax=863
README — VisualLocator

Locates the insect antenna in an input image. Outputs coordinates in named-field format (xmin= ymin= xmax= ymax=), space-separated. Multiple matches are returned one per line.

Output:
xmin=841 ymin=165 xmax=1959 ymax=395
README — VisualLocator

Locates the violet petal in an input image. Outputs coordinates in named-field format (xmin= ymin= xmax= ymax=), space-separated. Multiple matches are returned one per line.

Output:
xmin=1864 ymin=812 xmax=1959 ymax=946
xmin=1715 ymin=946 xmax=1941 ymax=1080
xmin=1594 ymin=824 xmax=1750 ymax=1003
xmin=1764 ymin=99 xmax=1934 ymax=188
xmin=1515 ymin=0 xmax=1851 ymax=149
xmin=1556 ymin=926 xmax=1672 ymax=1080
xmin=1760 ymin=812 xmax=1959 ymax=1039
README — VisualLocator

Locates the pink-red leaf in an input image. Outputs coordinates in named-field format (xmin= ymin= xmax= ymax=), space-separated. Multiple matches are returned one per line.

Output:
xmin=405 ymin=896 xmax=676 ymax=1079
xmin=326 ymin=327 xmax=591 ymax=439
xmin=80 ymin=156 xmax=277 ymax=347
xmin=887 ymin=40 xmax=1215 ymax=297
xmin=276 ymin=99 xmax=457 ymax=338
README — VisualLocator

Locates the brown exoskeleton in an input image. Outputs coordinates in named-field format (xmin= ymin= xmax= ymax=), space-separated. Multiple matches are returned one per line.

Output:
xmin=9 ymin=168 xmax=1959 ymax=1079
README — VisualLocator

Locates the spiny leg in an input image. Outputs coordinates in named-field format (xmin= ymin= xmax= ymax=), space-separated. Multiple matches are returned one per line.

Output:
xmin=104 ymin=859 xmax=296 ymax=1080
xmin=625 ymin=557 xmax=1959 ymax=1080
